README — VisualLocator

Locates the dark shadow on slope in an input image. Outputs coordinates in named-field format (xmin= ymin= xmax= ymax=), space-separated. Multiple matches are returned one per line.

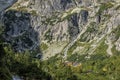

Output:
xmin=68 ymin=13 xmax=80 ymax=40
xmin=2 ymin=10 xmax=41 ymax=55
xmin=60 ymin=0 xmax=72 ymax=10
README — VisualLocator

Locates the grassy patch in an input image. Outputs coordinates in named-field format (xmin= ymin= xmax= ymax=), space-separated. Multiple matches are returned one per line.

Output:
xmin=97 ymin=2 xmax=114 ymax=15
xmin=3 ymin=44 xmax=120 ymax=80
xmin=80 ymin=22 xmax=97 ymax=42
xmin=94 ymin=40 xmax=108 ymax=55
xmin=40 ymin=42 xmax=48 ymax=51
xmin=67 ymin=53 xmax=87 ymax=62
xmin=67 ymin=40 xmax=91 ymax=55
xmin=112 ymin=25 xmax=120 ymax=41
xmin=67 ymin=41 xmax=83 ymax=55
xmin=44 ymin=29 xmax=52 ymax=42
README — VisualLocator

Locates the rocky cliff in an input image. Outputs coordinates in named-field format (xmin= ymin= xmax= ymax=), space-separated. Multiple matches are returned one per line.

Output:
xmin=0 ymin=0 xmax=120 ymax=60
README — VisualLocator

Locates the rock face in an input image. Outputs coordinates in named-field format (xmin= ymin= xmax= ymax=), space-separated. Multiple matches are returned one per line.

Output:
xmin=3 ymin=10 xmax=39 ymax=52
xmin=0 ymin=0 xmax=17 ymax=12
xmin=0 ymin=0 xmax=120 ymax=59
xmin=29 ymin=0 xmax=82 ymax=41
xmin=68 ymin=13 xmax=80 ymax=40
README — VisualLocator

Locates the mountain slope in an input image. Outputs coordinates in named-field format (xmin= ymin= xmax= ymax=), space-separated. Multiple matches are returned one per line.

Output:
xmin=1 ymin=0 xmax=120 ymax=60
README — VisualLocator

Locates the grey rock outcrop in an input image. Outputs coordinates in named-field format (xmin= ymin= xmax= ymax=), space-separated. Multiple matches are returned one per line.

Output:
xmin=3 ymin=10 xmax=40 ymax=52
xmin=0 ymin=0 xmax=17 ymax=12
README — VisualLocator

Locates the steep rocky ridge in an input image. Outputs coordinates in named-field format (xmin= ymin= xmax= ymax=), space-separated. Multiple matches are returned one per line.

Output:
xmin=0 ymin=0 xmax=120 ymax=59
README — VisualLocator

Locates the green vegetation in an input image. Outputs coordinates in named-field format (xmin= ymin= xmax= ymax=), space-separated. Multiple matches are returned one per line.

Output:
xmin=67 ymin=39 xmax=92 ymax=56
xmin=94 ymin=39 xmax=108 ymax=55
xmin=0 ymin=2 xmax=120 ymax=79
xmin=44 ymin=29 xmax=52 ymax=42
xmin=103 ymin=14 xmax=112 ymax=21
xmin=97 ymin=2 xmax=114 ymax=15
xmin=40 ymin=42 xmax=48 ymax=51
xmin=67 ymin=42 xmax=79 ymax=55
xmin=112 ymin=25 xmax=120 ymax=41
xmin=80 ymin=22 xmax=97 ymax=42
xmin=86 ymin=22 xmax=97 ymax=33
xmin=8 ymin=5 xmax=38 ymax=16
xmin=41 ymin=8 xmax=88 ymax=26
xmin=67 ymin=41 xmax=83 ymax=55
xmin=41 ymin=17 xmax=56 ymax=25
xmin=1 ymin=38 xmax=120 ymax=80
xmin=30 ymin=10 xmax=38 ymax=16
xmin=86 ymin=27 xmax=96 ymax=33
xmin=0 ymin=23 xmax=12 ymax=80
xmin=67 ymin=53 xmax=87 ymax=62
xmin=17 ymin=6 xmax=28 ymax=13
xmin=79 ymin=33 xmax=88 ymax=42
xmin=0 ymin=24 xmax=115 ymax=79
xmin=41 ymin=12 xmax=61 ymax=26
xmin=67 ymin=52 xmax=120 ymax=80
xmin=4 ymin=48 xmax=52 ymax=80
